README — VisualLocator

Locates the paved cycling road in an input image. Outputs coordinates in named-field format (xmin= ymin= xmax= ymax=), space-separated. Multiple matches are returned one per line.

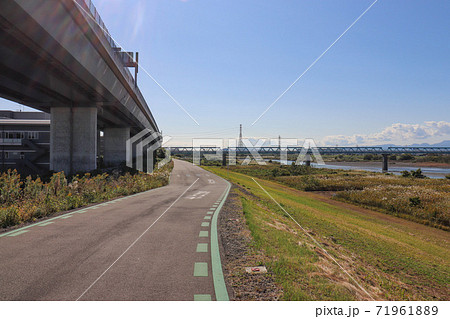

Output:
xmin=0 ymin=159 xmax=229 ymax=301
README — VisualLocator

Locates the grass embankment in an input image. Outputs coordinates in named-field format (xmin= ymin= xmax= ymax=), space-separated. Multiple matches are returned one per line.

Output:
xmin=221 ymin=164 xmax=450 ymax=230
xmin=0 ymin=161 xmax=173 ymax=229
xmin=205 ymin=166 xmax=449 ymax=301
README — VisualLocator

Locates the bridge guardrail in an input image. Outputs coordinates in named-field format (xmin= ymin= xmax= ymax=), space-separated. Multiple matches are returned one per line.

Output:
xmin=387 ymin=147 xmax=450 ymax=154
xmin=74 ymin=0 xmax=158 ymax=130
xmin=168 ymin=146 xmax=450 ymax=155
xmin=75 ymin=2 xmax=140 ymax=98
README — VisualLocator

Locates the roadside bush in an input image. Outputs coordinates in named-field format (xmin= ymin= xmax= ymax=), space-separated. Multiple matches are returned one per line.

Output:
xmin=0 ymin=161 xmax=173 ymax=229
xmin=0 ymin=206 xmax=19 ymax=228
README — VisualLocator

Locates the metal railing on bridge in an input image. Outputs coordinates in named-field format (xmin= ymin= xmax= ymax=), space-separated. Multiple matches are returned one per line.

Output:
xmin=387 ymin=147 xmax=450 ymax=154
xmin=75 ymin=0 xmax=136 ymax=89
xmin=168 ymin=146 xmax=450 ymax=155
xmin=74 ymin=0 xmax=157 ymax=128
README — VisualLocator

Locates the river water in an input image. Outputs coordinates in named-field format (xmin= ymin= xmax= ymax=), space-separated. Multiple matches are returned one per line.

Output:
xmin=271 ymin=160 xmax=450 ymax=179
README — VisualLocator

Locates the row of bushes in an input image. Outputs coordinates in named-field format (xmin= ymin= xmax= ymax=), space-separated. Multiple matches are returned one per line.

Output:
xmin=0 ymin=161 xmax=173 ymax=228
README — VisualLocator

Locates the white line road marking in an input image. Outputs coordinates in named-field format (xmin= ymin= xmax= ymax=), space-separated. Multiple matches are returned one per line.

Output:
xmin=186 ymin=191 xmax=210 ymax=200
xmin=76 ymin=178 xmax=200 ymax=301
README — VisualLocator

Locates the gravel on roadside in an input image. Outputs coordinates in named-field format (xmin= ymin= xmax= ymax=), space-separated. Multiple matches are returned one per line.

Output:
xmin=218 ymin=185 xmax=283 ymax=301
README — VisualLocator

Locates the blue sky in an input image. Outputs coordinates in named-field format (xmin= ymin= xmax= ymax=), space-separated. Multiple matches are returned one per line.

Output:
xmin=2 ymin=0 xmax=449 ymax=145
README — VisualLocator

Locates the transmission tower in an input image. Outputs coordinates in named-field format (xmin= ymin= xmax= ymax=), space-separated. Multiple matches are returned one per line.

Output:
xmin=238 ymin=124 xmax=244 ymax=148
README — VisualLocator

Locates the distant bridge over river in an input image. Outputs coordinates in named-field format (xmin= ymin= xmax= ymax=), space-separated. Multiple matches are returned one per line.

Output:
xmin=168 ymin=146 xmax=450 ymax=172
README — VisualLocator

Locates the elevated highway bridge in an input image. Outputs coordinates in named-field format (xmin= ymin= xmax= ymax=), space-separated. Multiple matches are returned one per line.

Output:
xmin=0 ymin=0 xmax=159 ymax=174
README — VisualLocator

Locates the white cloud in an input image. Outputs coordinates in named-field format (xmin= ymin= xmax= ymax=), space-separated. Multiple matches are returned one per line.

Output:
xmin=321 ymin=121 xmax=450 ymax=146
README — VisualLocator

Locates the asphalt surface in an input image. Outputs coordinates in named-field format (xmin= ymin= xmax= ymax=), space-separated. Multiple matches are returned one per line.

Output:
xmin=0 ymin=160 xmax=229 ymax=301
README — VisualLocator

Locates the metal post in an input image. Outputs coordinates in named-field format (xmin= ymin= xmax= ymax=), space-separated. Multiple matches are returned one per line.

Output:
xmin=135 ymin=52 xmax=139 ymax=88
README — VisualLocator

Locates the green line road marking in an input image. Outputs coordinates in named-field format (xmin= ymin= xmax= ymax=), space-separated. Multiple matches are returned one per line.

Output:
xmin=194 ymin=262 xmax=208 ymax=277
xmin=204 ymin=216 xmax=212 ymax=220
xmin=7 ymin=230 xmax=28 ymax=237
xmin=194 ymin=294 xmax=211 ymax=301
xmin=196 ymin=243 xmax=208 ymax=253
xmin=38 ymin=222 xmax=54 ymax=227
xmin=201 ymin=222 xmax=210 ymax=227
xmin=207 ymin=211 xmax=213 ymax=215
xmin=199 ymin=231 xmax=209 ymax=238
xmin=210 ymin=180 xmax=231 ymax=301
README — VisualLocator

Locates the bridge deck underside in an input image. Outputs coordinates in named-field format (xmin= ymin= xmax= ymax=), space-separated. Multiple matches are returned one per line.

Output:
xmin=0 ymin=0 xmax=157 ymax=134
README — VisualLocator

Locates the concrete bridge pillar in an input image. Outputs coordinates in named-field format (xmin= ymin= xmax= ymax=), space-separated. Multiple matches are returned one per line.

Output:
xmin=104 ymin=127 xmax=130 ymax=167
xmin=50 ymin=106 xmax=97 ymax=174
xmin=382 ymin=153 xmax=389 ymax=172
xmin=305 ymin=154 xmax=311 ymax=166
xmin=222 ymin=150 xmax=227 ymax=166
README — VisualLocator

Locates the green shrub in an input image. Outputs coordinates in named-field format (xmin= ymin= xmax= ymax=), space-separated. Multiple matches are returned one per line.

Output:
xmin=0 ymin=161 xmax=173 ymax=229
xmin=412 ymin=169 xmax=425 ymax=179
xmin=401 ymin=171 xmax=411 ymax=177
xmin=399 ymin=154 xmax=414 ymax=161
xmin=271 ymin=168 xmax=290 ymax=177
xmin=409 ymin=197 xmax=421 ymax=207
